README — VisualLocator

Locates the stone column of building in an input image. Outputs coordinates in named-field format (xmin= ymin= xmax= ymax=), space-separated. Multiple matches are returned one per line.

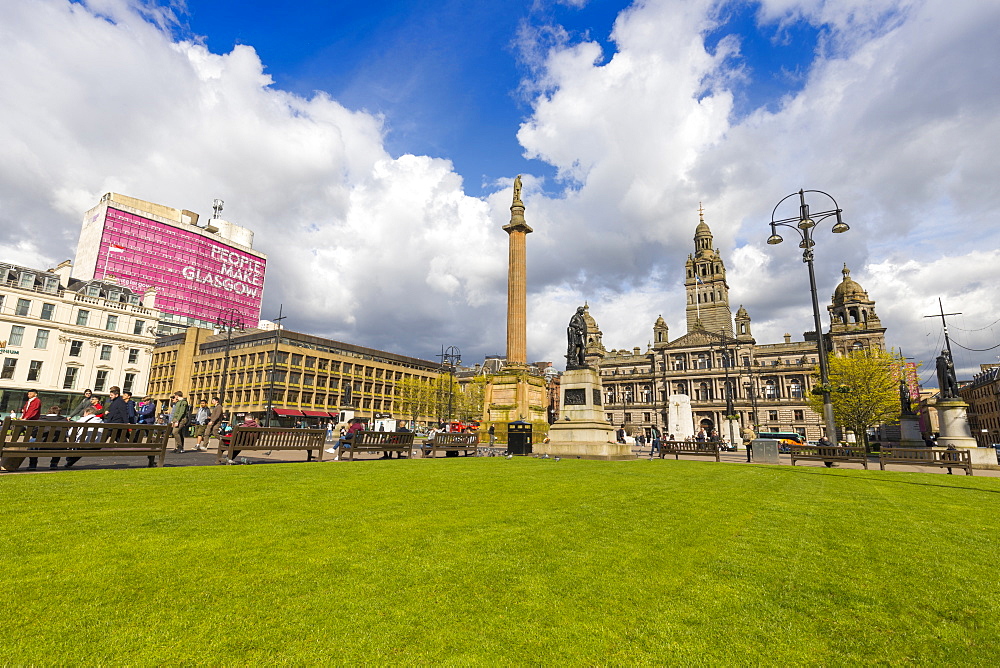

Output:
xmin=503 ymin=175 xmax=532 ymax=368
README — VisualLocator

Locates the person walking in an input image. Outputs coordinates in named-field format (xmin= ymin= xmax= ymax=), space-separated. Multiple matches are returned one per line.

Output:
xmin=121 ymin=391 xmax=138 ymax=423
xmin=169 ymin=391 xmax=190 ymax=453
xmin=68 ymin=389 xmax=93 ymax=419
xmin=105 ymin=386 xmax=130 ymax=424
xmin=650 ymin=425 xmax=661 ymax=455
xmin=192 ymin=399 xmax=211 ymax=451
xmin=88 ymin=395 xmax=106 ymax=419
xmin=203 ymin=397 xmax=224 ymax=451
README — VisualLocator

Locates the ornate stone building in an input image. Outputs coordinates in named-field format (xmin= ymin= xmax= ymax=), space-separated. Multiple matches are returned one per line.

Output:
xmin=595 ymin=212 xmax=887 ymax=441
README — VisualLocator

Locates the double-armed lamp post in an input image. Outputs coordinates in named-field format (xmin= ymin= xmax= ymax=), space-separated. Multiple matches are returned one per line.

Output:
xmin=766 ymin=189 xmax=849 ymax=441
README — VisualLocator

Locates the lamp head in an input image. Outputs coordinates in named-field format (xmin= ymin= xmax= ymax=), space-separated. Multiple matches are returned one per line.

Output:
xmin=798 ymin=238 xmax=815 ymax=249
xmin=831 ymin=211 xmax=849 ymax=234
xmin=766 ymin=232 xmax=783 ymax=245
xmin=797 ymin=217 xmax=815 ymax=230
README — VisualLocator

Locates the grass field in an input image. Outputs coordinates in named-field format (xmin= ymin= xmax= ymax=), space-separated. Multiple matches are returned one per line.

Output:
xmin=2 ymin=457 xmax=998 ymax=664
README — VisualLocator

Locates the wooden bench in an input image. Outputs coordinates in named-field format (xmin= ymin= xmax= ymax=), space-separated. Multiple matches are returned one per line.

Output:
xmin=0 ymin=417 xmax=172 ymax=471
xmin=421 ymin=432 xmax=479 ymax=458
xmin=217 ymin=426 xmax=327 ymax=464
xmin=879 ymin=447 xmax=973 ymax=475
xmin=791 ymin=444 xmax=869 ymax=469
xmin=337 ymin=431 xmax=415 ymax=461
xmin=659 ymin=440 xmax=721 ymax=462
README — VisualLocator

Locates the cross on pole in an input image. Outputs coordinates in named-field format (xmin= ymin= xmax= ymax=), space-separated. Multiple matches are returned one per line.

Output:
xmin=923 ymin=297 xmax=961 ymax=360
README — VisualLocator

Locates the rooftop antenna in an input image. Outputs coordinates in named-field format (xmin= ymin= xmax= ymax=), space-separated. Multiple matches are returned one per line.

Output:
xmin=212 ymin=199 xmax=224 ymax=219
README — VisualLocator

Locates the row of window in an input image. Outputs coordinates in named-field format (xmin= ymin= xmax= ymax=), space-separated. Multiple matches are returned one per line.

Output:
xmin=6 ymin=325 xmax=50 ymax=349
xmin=2 ymin=295 xmax=148 ymax=335
xmin=0 ymin=357 xmax=137 ymax=393
xmin=608 ymin=409 xmax=809 ymax=426
xmin=0 ymin=268 xmax=59 ymax=294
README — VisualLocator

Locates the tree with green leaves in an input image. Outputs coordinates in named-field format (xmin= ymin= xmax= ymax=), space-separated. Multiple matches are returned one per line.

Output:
xmin=807 ymin=348 xmax=903 ymax=451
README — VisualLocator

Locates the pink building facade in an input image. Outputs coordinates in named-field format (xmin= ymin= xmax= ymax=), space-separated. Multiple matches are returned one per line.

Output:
xmin=75 ymin=193 xmax=267 ymax=331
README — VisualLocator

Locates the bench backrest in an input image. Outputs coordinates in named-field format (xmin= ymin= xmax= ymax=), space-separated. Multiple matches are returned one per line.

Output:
xmin=791 ymin=445 xmax=867 ymax=458
xmin=663 ymin=441 xmax=719 ymax=454
xmin=2 ymin=417 xmax=171 ymax=446
xmin=230 ymin=426 xmax=326 ymax=448
xmin=431 ymin=433 xmax=479 ymax=446
xmin=880 ymin=447 xmax=970 ymax=464
xmin=353 ymin=431 xmax=415 ymax=446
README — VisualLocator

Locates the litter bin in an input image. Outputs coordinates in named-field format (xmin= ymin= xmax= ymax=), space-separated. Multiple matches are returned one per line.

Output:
xmin=751 ymin=438 xmax=780 ymax=465
xmin=507 ymin=420 xmax=533 ymax=455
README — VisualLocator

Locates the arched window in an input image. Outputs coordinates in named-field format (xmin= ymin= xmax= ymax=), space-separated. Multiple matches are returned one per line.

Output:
xmin=851 ymin=341 xmax=865 ymax=351
xmin=789 ymin=379 xmax=803 ymax=399
xmin=696 ymin=354 xmax=710 ymax=370
xmin=764 ymin=379 xmax=777 ymax=399
xmin=696 ymin=382 xmax=712 ymax=401
xmin=674 ymin=382 xmax=687 ymax=396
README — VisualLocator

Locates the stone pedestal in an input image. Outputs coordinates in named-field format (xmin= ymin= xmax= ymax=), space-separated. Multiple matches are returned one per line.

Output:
xmin=484 ymin=370 xmax=548 ymax=426
xmin=898 ymin=414 xmax=924 ymax=448
xmin=537 ymin=367 xmax=634 ymax=460
xmin=725 ymin=419 xmax=741 ymax=450
xmin=936 ymin=399 xmax=997 ymax=469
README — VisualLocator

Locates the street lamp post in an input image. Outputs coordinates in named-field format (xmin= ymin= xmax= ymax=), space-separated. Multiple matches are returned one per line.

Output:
xmin=264 ymin=305 xmax=287 ymax=427
xmin=215 ymin=308 xmax=246 ymax=419
xmin=710 ymin=331 xmax=738 ymax=446
xmin=766 ymin=189 xmax=849 ymax=441
xmin=438 ymin=346 xmax=461 ymax=430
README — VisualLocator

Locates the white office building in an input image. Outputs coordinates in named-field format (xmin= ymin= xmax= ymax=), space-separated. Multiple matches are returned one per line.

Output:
xmin=0 ymin=260 xmax=160 ymax=417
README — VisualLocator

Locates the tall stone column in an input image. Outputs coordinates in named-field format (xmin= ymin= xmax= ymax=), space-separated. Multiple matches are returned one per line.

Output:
xmin=503 ymin=175 xmax=532 ymax=367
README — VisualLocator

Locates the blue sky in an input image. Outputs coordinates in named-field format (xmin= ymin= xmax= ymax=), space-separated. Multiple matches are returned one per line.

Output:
xmin=170 ymin=0 xmax=819 ymax=195
xmin=3 ymin=0 xmax=1000 ymax=383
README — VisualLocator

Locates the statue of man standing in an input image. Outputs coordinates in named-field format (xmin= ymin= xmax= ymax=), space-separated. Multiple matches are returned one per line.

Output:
xmin=935 ymin=350 xmax=959 ymax=399
xmin=566 ymin=306 xmax=587 ymax=369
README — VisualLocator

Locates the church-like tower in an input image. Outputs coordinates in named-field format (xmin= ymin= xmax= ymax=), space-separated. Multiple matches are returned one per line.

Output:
xmin=684 ymin=206 xmax=733 ymax=337
xmin=828 ymin=264 xmax=885 ymax=355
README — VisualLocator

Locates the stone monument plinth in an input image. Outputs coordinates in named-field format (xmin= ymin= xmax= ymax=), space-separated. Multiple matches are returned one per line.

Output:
xmin=667 ymin=394 xmax=695 ymax=440
xmin=936 ymin=398 xmax=997 ymax=469
xmin=897 ymin=414 xmax=924 ymax=448
xmin=538 ymin=367 xmax=634 ymax=460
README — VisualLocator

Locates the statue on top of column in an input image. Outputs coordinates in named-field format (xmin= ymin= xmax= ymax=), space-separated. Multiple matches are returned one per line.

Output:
xmin=512 ymin=174 xmax=522 ymax=203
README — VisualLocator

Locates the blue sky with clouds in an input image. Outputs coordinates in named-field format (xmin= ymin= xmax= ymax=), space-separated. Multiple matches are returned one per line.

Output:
xmin=2 ymin=0 xmax=999 ymax=385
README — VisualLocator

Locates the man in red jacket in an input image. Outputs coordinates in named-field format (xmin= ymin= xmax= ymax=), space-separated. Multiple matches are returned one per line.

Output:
xmin=21 ymin=390 xmax=41 ymax=421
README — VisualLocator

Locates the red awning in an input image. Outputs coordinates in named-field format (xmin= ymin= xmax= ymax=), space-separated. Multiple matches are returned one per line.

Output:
xmin=272 ymin=408 xmax=304 ymax=417
xmin=301 ymin=410 xmax=331 ymax=417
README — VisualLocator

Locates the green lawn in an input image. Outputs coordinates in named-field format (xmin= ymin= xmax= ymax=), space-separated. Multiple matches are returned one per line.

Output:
xmin=2 ymin=458 xmax=998 ymax=664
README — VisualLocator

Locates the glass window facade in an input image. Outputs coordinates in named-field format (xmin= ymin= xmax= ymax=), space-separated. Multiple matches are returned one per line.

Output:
xmin=106 ymin=314 xmax=118 ymax=331
xmin=15 ymin=298 xmax=30 ymax=316
xmin=76 ymin=309 xmax=90 ymax=326
xmin=27 ymin=360 xmax=42 ymax=381
xmin=9 ymin=325 xmax=24 ymax=346
xmin=100 ymin=344 xmax=112 ymax=361
xmin=40 ymin=303 xmax=55 ymax=320
xmin=1 ymin=358 xmax=16 ymax=380
xmin=69 ymin=340 xmax=84 ymax=356
xmin=63 ymin=366 xmax=78 ymax=390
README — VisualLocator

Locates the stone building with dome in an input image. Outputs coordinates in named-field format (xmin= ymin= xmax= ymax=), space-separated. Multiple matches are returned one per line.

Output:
xmin=592 ymin=211 xmax=887 ymax=442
